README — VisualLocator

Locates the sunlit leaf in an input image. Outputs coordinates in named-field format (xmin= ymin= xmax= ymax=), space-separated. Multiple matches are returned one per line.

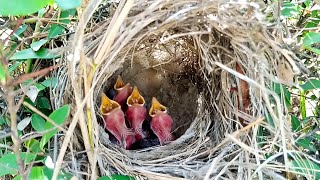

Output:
xmin=300 ymin=79 xmax=320 ymax=91
xmin=0 ymin=62 xmax=6 ymax=83
xmin=303 ymin=32 xmax=320 ymax=46
xmin=55 ymin=0 xmax=81 ymax=10
xmin=29 ymin=167 xmax=45 ymax=180
xmin=25 ymin=85 xmax=39 ymax=103
xmin=0 ymin=0 xmax=54 ymax=16
xmin=17 ymin=116 xmax=31 ymax=131
xmin=281 ymin=2 xmax=300 ymax=17
xmin=0 ymin=153 xmax=36 ymax=176
xmin=44 ymin=156 xmax=55 ymax=169
xmin=41 ymin=77 xmax=58 ymax=88
xmin=38 ymin=8 xmax=46 ymax=17
xmin=10 ymin=48 xmax=59 ymax=61
xmin=31 ymin=39 xmax=48 ymax=51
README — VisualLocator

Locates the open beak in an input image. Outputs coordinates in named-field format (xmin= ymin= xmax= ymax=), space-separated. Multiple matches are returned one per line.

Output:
xmin=127 ymin=86 xmax=145 ymax=106
xmin=149 ymin=97 xmax=167 ymax=117
xmin=114 ymin=75 xmax=125 ymax=90
xmin=100 ymin=93 xmax=120 ymax=115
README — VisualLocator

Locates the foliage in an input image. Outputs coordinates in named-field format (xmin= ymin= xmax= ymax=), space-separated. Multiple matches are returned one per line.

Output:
xmin=0 ymin=0 xmax=319 ymax=179
xmin=258 ymin=0 xmax=320 ymax=178
xmin=0 ymin=0 xmax=79 ymax=179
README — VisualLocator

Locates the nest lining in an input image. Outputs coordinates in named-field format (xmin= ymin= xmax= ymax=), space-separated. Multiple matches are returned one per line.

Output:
xmin=54 ymin=0 xmax=308 ymax=179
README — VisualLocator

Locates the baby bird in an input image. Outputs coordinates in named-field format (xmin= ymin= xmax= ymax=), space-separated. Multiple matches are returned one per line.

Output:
xmin=113 ymin=75 xmax=132 ymax=107
xmin=149 ymin=97 xmax=174 ymax=146
xmin=100 ymin=93 xmax=135 ymax=149
xmin=126 ymin=86 xmax=147 ymax=141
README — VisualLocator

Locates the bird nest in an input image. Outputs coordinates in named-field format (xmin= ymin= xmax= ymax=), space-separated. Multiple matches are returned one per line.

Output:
xmin=52 ymin=0 xmax=307 ymax=179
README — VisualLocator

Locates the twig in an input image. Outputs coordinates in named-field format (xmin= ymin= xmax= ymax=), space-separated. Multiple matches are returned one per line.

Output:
xmin=20 ymin=128 xmax=64 ymax=142
xmin=6 ymin=65 xmax=60 ymax=87
xmin=7 ymin=87 xmax=26 ymax=180
xmin=0 ymin=143 xmax=13 ymax=150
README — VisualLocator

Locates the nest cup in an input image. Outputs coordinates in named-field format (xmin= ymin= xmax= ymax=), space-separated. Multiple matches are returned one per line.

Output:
xmin=56 ymin=0 xmax=302 ymax=179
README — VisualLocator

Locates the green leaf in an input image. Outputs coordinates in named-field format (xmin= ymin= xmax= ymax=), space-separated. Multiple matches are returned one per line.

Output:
xmin=283 ymin=86 xmax=291 ymax=108
xmin=55 ymin=0 xmax=81 ymax=10
xmin=272 ymin=83 xmax=291 ymax=108
xmin=25 ymin=139 xmax=41 ymax=153
xmin=40 ymin=105 xmax=70 ymax=149
xmin=29 ymin=166 xmax=45 ymax=180
xmin=42 ymin=167 xmax=73 ymax=180
xmin=35 ymin=84 xmax=47 ymax=91
xmin=291 ymin=115 xmax=301 ymax=132
xmin=14 ymin=25 xmax=28 ymax=37
xmin=272 ymin=82 xmax=281 ymax=94
xmin=41 ymin=77 xmax=58 ymax=88
xmin=296 ymin=138 xmax=317 ymax=152
xmin=37 ymin=8 xmax=46 ymax=18
xmin=99 ymin=175 xmax=135 ymax=180
xmin=0 ymin=152 xmax=36 ymax=176
xmin=0 ymin=62 xmax=6 ymax=83
xmin=23 ymin=80 xmax=46 ymax=92
xmin=48 ymin=9 xmax=77 ymax=38
xmin=281 ymin=2 xmax=300 ymax=17
xmin=300 ymin=90 xmax=306 ymax=119
xmin=10 ymin=48 xmax=59 ymax=61
xmin=37 ymin=97 xmax=51 ymax=110
xmin=17 ymin=117 xmax=31 ymax=131
xmin=290 ymin=158 xmax=320 ymax=179
xmin=0 ymin=115 xmax=6 ymax=125
xmin=0 ymin=0 xmax=54 ymax=16
xmin=31 ymin=114 xmax=46 ymax=132
xmin=31 ymin=39 xmax=49 ymax=51
xmin=303 ymin=32 xmax=320 ymax=46
xmin=300 ymin=79 xmax=320 ymax=90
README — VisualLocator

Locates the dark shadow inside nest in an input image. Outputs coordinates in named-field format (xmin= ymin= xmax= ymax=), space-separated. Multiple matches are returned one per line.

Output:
xmin=97 ymin=36 xmax=207 ymax=150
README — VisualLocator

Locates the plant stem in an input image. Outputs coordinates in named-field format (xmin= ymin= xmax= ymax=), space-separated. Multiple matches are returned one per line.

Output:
xmin=7 ymin=88 xmax=26 ymax=180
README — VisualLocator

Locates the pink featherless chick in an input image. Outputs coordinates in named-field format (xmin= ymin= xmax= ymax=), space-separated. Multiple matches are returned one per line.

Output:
xmin=149 ymin=97 xmax=174 ymax=146
xmin=126 ymin=86 xmax=147 ymax=141
xmin=113 ymin=75 xmax=132 ymax=107
xmin=100 ymin=93 xmax=135 ymax=149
